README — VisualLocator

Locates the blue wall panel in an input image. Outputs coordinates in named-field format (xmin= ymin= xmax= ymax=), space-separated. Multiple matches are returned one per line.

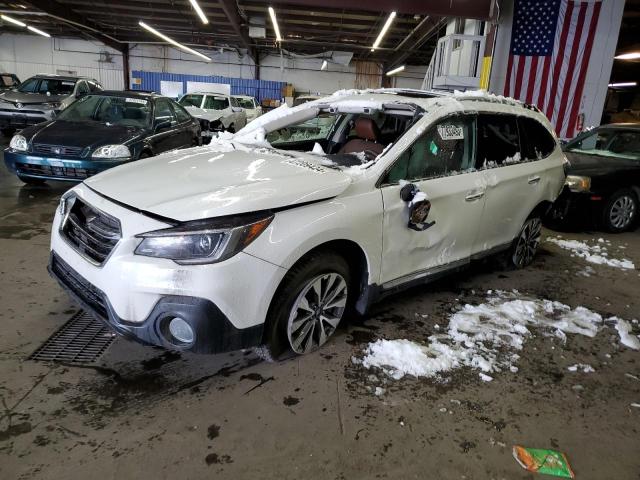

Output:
xmin=131 ymin=71 xmax=286 ymax=102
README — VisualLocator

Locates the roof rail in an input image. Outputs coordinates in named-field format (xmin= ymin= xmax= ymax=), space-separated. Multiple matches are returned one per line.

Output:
xmin=453 ymin=90 xmax=541 ymax=112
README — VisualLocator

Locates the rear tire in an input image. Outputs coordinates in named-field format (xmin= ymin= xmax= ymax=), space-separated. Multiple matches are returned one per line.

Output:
xmin=259 ymin=251 xmax=351 ymax=361
xmin=17 ymin=175 xmax=46 ymax=185
xmin=503 ymin=216 xmax=542 ymax=269
xmin=602 ymin=189 xmax=637 ymax=233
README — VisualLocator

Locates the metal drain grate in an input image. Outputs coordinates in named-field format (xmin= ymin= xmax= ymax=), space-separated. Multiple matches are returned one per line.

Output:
xmin=29 ymin=311 xmax=116 ymax=364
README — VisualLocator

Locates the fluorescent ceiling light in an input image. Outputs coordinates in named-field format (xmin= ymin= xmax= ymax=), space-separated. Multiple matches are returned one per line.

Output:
xmin=27 ymin=25 xmax=50 ymax=37
xmin=321 ymin=60 xmax=328 ymax=71
xmin=614 ymin=52 xmax=640 ymax=60
xmin=386 ymin=65 xmax=405 ymax=76
xmin=189 ymin=0 xmax=208 ymax=24
xmin=1 ymin=14 xmax=26 ymax=27
xmin=371 ymin=11 xmax=396 ymax=51
xmin=608 ymin=81 xmax=637 ymax=88
xmin=268 ymin=7 xmax=282 ymax=42
xmin=139 ymin=21 xmax=211 ymax=62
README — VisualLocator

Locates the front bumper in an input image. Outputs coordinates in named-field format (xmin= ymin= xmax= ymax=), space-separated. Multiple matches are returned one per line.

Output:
xmin=49 ymin=185 xmax=287 ymax=353
xmin=48 ymin=253 xmax=263 ymax=353
xmin=4 ymin=150 xmax=125 ymax=182
xmin=0 ymin=109 xmax=53 ymax=128
xmin=547 ymin=187 xmax=603 ymax=226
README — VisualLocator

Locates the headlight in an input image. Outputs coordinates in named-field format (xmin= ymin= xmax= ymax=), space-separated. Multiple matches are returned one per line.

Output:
xmin=9 ymin=134 xmax=28 ymax=152
xmin=565 ymin=175 xmax=591 ymax=192
xmin=92 ymin=144 xmax=131 ymax=159
xmin=46 ymin=102 xmax=61 ymax=109
xmin=134 ymin=212 xmax=274 ymax=265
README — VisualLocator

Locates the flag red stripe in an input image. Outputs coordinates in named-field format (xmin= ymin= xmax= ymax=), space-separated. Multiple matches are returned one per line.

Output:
xmin=525 ymin=56 xmax=538 ymax=104
xmin=504 ymin=53 xmax=514 ymax=96
xmin=514 ymin=56 xmax=526 ymax=99
xmin=565 ymin=2 xmax=601 ymax=138
xmin=545 ymin=0 xmax=575 ymax=120
xmin=536 ymin=55 xmax=553 ymax=112
xmin=555 ymin=2 xmax=588 ymax=136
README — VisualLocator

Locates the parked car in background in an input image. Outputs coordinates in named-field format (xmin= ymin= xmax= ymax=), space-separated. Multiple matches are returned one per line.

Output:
xmin=548 ymin=124 xmax=640 ymax=232
xmin=293 ymin=95 xmax=320 ymax=107
xmin=48 ymin=89 xmax=565 ymax=359
xmin=0 ymin=73 xmax=20 ymax=92
xmin=233 ymin=95 xmax=262 ymax=122
xmin=4 ymin=91 xmax=200 ymax=184
xmin=0 ymin=74 xmax=103 ymax=137
xmin=178 ymin=92 xmax=246 ymax=142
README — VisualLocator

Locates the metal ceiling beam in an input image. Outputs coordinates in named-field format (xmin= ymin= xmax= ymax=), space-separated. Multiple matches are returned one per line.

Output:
xmin=386 ymin=16 xmax=445 ymax=67
xmin=21 ymin=0 xmax=126 ymax=52
xmin=264 ymin=0 xmax=493 ymax=20
xmin=217 ymin=0 xmax=255 ymax=59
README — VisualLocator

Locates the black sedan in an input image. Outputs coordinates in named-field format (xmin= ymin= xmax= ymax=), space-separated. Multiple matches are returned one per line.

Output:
xmin=4 ymin=91 xmax=201 ymax=184
xmin=549 ymin=124 xmax=640 ymax=232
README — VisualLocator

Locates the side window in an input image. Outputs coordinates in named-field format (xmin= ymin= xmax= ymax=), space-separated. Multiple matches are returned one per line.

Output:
xmin=154 ymin=99 xmax=177 ymax=125
xmin=77 ymin=81 xmax=90 ymax=95
xmin=385 ymin=115 xmax=475 ymax=184
xmin=476 ymin=114 xmax=519 ymax=167
xmin=172 ymin=102 xmax=192 ymax=123
xmin=518 ymin=117 xmax=556 ymax=160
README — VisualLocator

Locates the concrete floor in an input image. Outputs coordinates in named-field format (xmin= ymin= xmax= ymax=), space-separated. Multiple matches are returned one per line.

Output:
xmin=0 ymin=140 xmax=639 ymax=480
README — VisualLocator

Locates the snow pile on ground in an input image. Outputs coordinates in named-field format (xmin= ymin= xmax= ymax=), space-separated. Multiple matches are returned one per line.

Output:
xmin=613 ymin=317 xmax=640 ymax=350
xmin=567 ymin=364 xmax=595 ymax=373
xmin=359 ymin=291 xmax=638 ymax=381
xmin=546 ymin=236 xmax=635 ymax=270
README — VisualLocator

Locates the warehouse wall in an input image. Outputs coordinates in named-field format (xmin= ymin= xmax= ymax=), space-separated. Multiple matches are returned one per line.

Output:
xmin=0 ymin=33 xmax=427 ymax=95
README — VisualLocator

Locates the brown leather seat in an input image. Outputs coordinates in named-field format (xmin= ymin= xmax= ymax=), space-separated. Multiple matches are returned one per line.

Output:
xmin=339 ymin=118 xmax=386 ymax=156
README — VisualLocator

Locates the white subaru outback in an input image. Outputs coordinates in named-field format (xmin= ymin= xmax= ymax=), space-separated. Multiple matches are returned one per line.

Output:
xmin=48 ymin=89 xmax=566 ymax=358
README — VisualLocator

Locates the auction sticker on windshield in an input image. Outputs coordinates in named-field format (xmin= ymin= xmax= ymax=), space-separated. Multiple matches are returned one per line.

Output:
xmin=126 ymin=98 xmax=148 ymax=105
xmin=437 ymin=124 xmax=464 ymax=140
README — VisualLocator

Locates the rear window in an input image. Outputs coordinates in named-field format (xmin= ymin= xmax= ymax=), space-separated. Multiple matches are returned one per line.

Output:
xmin=476 ymin=114 xmax=520 ymax=167
xmin=518 ymin=117 xmax=556 ymax=160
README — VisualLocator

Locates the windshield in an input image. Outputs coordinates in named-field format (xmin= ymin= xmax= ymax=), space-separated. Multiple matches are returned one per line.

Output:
xmin=262 ymin=108 xmax=414 ymax=167
xmin=203 ymin=95 xmax=229 ymax=110
xmin=178 ymin=94 xmax=203 ymax=108
xmin=57 ymin=95 xmax=151 ymax=127
xmin=236 ymin=98 xmax=255 ymax=109
xmin=18 ymin=77 xmax=76 ymax=95
xmin=566 ymin=128 xmax=640 ymax=160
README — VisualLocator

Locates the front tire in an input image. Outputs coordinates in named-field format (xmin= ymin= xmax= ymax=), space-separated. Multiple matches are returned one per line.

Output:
xmin=259 ymin=251 xmax=351 ymax=360
xmin=602 ymin=189 xmax=637 ymax=233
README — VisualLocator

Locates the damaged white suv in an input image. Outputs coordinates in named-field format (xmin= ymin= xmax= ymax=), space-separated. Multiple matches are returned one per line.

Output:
xmin=49 ymin=89 xmax=565 ymax=358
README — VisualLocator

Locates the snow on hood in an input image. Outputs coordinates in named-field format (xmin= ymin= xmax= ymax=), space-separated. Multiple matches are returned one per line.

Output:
xmin=84 ymin=140 xmax=352 ymax=221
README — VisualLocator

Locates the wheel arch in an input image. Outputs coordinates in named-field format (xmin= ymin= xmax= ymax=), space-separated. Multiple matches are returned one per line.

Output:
xmin=528 ymin=200 xmax=553 ymax=219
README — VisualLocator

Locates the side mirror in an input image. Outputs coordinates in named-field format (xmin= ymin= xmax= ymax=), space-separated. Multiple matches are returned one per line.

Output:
xmin=76 ymin=91 xmax=86 ymax=98
xmin=232 ymin=107 xmax=242 ymax=113
xmin=155 ymin=119 xmax=172 ymax=132
xmin=400 ymin=183 xmax=435 ymax=232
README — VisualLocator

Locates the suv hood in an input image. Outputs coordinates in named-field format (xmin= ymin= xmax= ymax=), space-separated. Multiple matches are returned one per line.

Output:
xmin=25 ymin=120 xmax=146 ymax=149
xmin=84 ymin=144 xmax=352 ymax=221
xmin=0 ymin=91 xmax=68 ymax=104
xmin=184 ymin=106 xmax=225 ymax=121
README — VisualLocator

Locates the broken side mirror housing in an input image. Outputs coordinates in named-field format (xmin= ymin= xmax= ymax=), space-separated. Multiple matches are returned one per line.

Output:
xmin=400 ymin=183 xmax=418 ymax=202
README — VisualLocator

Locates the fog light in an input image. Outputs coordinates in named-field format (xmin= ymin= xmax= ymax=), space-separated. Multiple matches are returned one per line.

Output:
xmin=168 ymin=317 xmax=194 ymax=344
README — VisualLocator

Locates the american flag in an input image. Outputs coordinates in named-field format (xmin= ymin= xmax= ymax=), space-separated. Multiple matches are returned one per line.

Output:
xmin=503 ymin=0 xmax=602 ymax=139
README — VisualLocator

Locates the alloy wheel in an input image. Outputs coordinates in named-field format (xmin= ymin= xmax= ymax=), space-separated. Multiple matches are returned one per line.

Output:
xmin=512 ymin=217 xmax=542 ymax=268
xmin=286 ymin=273 xmax=348 ymax=354
xmin=609 ymin=195 xmax=636 ymax=230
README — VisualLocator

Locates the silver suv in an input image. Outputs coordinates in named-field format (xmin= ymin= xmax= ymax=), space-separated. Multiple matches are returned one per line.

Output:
xmin=0 ymin=74 xmax=102 ymax=136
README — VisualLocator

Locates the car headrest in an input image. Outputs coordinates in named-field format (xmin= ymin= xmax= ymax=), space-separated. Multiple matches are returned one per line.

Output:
xmin=355 ymin=117 xmax=380 ymax=142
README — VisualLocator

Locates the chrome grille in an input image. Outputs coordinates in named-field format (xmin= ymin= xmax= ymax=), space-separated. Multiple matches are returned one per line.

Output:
xmin=62 ymin=198 xmax=121 ymax=265
xmin=17 ymin=163 xmax=97 ymax=179
xmin=33 ymin=144 xmax=85 ymax=157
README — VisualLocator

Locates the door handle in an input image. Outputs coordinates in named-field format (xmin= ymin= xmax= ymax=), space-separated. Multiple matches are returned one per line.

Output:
xmin=528 ymin=175 xmax=541 ymax=184
xmin=465 ymin=191 xmax=485 ymax=201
